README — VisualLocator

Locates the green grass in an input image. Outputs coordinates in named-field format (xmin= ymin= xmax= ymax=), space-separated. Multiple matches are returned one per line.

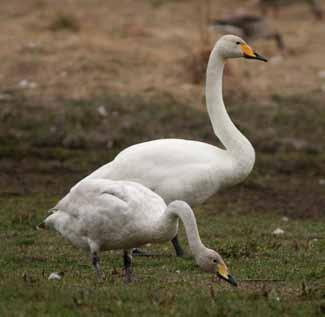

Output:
xmin=0 ymin=195 xmax=324 ymax=316
xmin=0 ymin=91 xmax=325 ymax=316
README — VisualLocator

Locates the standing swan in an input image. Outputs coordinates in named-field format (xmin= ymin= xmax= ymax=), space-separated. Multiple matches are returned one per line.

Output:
xmin=78 ymin=35 xmax=267 ymax=256
xmin=39 ymin=179 xmax=237 ymax=286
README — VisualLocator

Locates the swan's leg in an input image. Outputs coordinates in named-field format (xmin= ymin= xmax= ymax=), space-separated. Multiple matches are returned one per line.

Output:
xmin=171 ymin=235 xmax=184 ymax=257
xmin=91 ymin=251 xmax=102 ymax=279
xmin=123 ymin=250 xmax=133 ymax=283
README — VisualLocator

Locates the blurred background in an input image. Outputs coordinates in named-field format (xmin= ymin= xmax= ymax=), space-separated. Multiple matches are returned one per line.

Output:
xmin=0 ymin=0 xmax=324 ymax=216
xmin=1 ymin=2 xmax=325 ymax=315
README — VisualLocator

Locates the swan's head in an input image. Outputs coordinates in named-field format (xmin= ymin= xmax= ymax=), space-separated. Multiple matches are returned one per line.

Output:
xmin=216 ymin=34 xmax=267 ymax=62
xmin=196 ymin=248 xmax=238 ymax=286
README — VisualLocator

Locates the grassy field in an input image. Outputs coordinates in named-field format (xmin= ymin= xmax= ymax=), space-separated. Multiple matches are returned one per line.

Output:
xmin=1 ymin=1 xmax=325 ymax=315
xmin=1 ymin=90 xmax=324 ymax=316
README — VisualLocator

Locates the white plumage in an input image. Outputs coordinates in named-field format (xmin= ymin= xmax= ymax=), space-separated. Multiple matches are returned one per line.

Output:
xmin=42 ymin=179 xmax=237 ymax=285
xmin=74 ymin=35 xmax=267 ymax=255
xmin=46 ymin=179 xmax=173 ymax=250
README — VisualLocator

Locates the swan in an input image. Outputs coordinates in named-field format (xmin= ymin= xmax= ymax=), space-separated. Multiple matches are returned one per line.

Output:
xmin=77 ymin=35 xmax=267 ymax=256
xmin=39 ymin=179 xmax=237 ymax=286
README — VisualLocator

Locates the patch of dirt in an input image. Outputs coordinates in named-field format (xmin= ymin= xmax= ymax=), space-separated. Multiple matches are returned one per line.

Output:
xmin=1 ymin=91 xmax=324 ymax=218
xmin=0 ymin=0 xmax=324 ymax=108
xmin=0 ymin=1 xmax=324 ymax=219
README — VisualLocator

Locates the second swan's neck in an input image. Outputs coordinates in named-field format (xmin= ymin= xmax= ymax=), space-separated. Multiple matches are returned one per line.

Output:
xmin=165 ymin=201 xmax=205 ymax=256
xmin=205 ymin=45 xmax=255 ymax=175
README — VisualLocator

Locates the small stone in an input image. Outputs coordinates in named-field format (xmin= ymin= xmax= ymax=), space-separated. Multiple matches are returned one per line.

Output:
xmin=318 ymin=70 xmax=325 ymax=79
xmin=18 ymin=79 xmax=29 ymax=88
xmin=97 ymin=105 xmax=108 ymax=117
xmin=48 ymin=272 xmax=64 ymax=280
xmin=281 ymin=216 xmax=289 ymax=222
xmin=268 ymin=288 xmax=280 ymax=302
xmin=176 ymin=270 xmax=181 ymax=274
xmin=319 ymin=179 xmax=325 ymax=185
xmin=50 ymin=126 xmax=57 ymax=133
xmin=272 ymin=228 xmax=285 ymax=235
xmin=18 ymin=79 xmax=38 ymax=89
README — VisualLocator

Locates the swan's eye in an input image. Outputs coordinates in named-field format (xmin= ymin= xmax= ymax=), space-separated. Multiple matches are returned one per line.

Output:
xmin=236 ymin=41 xmax=241 ymax=45
xmin=213 ymin=259 xmax=217 ymax=263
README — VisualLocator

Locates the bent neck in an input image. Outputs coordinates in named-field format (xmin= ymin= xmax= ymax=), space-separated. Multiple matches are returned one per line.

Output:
xmin=205 ymin=45 xmax=255 ymax=165
xmin=165 ymin=201 xmax=206 ymax=256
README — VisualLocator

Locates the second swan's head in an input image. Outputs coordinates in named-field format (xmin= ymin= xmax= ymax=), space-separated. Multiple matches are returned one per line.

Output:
xmin=196 ymin=248 xmax=238 ymax=287
xmin=216 ymin=34 xmax=268 ymax=62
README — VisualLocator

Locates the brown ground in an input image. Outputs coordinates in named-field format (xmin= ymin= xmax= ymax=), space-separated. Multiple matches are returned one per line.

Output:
xmin=1 ymin=0 xmax=324 ymax=107
xmin=0 ymin=0 xmax=324 ymax=219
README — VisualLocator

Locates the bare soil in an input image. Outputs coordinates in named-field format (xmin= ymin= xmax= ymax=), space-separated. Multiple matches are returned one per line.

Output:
xmin=0 ymin=0 xmax=324 ymax=106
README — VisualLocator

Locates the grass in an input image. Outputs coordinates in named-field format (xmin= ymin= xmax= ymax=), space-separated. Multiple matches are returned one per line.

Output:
xmin=0 ymin=195 xmax=324 ymax=316
xmin=0 ymin=91 xmax=325 ymax=316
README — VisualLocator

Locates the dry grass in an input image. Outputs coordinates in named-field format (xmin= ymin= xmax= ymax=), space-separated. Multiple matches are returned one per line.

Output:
xmin=0 ymin=0 xmax=324 ymax=108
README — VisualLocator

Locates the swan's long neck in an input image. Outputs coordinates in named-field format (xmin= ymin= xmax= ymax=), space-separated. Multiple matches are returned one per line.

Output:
xmin=165 ymin=201 xmax=205 ymax=256
xmin=206 ymin=45 xmax=255 ymax=177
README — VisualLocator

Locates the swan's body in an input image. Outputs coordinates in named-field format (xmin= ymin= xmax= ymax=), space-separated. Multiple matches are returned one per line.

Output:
xmin=46 ymin=179 xmax=171 ymax=251
xmin=75 ymin=35 xmax=267 ymax=256
xmin=82 ymin=35 xmax=266 ymax=204
xmin=84 ymin=139 xmax=245 ymax=205
xmin=41 ymin=179 xmax=237 ymax=285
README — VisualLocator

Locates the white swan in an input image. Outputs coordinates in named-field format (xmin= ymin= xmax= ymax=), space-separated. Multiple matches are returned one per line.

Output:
xmin=78 ymin=35 xmax=267 ymax=255
xmin=39 ymin=179 xmax=237 ymax=286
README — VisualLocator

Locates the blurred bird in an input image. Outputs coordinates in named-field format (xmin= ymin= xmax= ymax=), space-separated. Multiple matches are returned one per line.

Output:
xmin=211 ymin=14 xmax=285 ymax=51
xmin=259 ymin=0 xmax=323 ymax=20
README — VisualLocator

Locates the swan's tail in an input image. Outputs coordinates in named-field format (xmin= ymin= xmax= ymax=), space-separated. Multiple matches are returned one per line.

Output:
xmin=35 ymin=208 xmax=56 ymax=230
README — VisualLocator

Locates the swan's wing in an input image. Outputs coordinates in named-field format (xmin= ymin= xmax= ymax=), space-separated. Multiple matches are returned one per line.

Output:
xmin=96 ymin=180 xmax=165 ymax=214
xmin=52 ymin=179 xmax=129 ymax=217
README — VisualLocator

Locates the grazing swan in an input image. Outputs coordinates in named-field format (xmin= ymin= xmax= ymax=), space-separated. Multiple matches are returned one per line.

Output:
xmin=78 ymin=35 xmax=267 ymax=256
xmin=39 ymin=179 xmax=237 ymax=286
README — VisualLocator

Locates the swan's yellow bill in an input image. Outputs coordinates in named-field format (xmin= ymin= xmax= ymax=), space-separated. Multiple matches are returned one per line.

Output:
xmin=240 ymin=43 xmax=256 ymax=58
xmin=217 ymin=263 xmax=228 ymax=278
xmin=217 ymin=263 xmax=238 ymax=287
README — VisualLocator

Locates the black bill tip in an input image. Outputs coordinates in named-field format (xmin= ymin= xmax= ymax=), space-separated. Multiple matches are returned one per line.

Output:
xmin=217 ymin=273 xmax=238 ymax=287
xmin=244 ymin=51 xmax=268 ymax=62
xmin=227 ymin=274 xmax=238 ymax=287
xmin=254 ymin=51 xmax=268 ymax=62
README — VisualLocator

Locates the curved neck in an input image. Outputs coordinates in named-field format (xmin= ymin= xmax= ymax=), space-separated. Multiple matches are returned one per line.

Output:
xmin=165 ymin=201 xmax=205 ymax=256
xmin=205 ymin=45 xmax=254 ymax=158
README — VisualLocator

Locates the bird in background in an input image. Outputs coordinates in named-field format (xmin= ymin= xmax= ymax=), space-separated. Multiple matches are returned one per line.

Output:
xmin=258 ymin=0 xmax=323 ymax=20
xmin=211 ymin=13 xmax=285 ymax=51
